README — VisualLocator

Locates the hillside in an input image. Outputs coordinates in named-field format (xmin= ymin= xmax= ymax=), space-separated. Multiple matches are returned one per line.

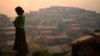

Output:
xmin=25 ymin=6 xmax=100 ymax=44
xmin=0 ymin=6 xmax=100 ymax=47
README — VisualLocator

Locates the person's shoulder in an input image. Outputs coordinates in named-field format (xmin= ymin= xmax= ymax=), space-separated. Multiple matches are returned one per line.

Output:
xmin=18 ymin=15 xmax=24 ymax=17
xmin=19 ymin=15 xmax=25 ymax=18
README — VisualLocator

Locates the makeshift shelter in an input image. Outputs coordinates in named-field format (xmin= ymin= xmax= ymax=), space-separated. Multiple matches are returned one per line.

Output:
xmin=71 ymin=33 xmax=100 ymax=56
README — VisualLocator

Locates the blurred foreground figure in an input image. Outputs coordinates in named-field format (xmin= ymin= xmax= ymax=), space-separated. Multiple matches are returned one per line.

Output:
xmin=13 ymin=6 xmax=29 ymax=56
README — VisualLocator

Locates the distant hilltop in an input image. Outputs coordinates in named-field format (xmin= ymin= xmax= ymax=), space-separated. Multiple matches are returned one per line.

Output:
xmin=0 ymin=14 xmax=12 ymax=26
xmin=25 ymin=6 xmax=100 ymax=30
xmin=24 ymin=6 xmax=100 ymax=41
xmin=27 ymin=6 xmax=99 ymax=14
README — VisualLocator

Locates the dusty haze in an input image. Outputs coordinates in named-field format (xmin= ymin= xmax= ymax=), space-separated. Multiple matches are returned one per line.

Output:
xmin=0 ymin=0 xmax=100 ymax=17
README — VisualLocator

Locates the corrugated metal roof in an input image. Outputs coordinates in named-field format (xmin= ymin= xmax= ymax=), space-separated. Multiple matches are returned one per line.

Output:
xmin=72 ymin=33 xmax=100 ymax=45
xmin=72 ymin=35 xmax=93 ymax=43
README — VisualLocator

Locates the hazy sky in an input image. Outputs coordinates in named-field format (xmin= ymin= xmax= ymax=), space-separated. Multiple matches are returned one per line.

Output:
xmin=0 ymin=0 xmax=100 ymax=17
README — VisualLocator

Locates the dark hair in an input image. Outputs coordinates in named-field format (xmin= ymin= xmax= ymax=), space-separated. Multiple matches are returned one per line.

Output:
xmin=15 ymin=6 xmax=24 ymax=15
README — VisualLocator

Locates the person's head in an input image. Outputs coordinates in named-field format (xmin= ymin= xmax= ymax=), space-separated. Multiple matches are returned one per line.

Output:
xmin=15 ymin=6 xmax=24 ymax=15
